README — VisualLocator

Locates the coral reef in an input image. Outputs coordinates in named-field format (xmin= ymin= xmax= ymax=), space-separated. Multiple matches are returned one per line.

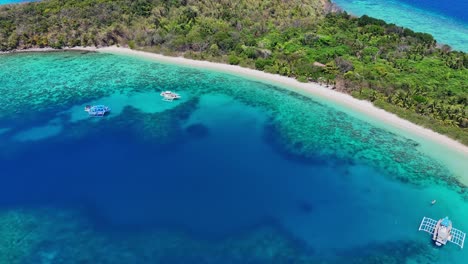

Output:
xmin=204 ymin=77 xmax=458 ymax=189
xmin=0 ymin=208 xmax=438 ymax=264
xmin=0 ymin=51 xmax=461 ymax=190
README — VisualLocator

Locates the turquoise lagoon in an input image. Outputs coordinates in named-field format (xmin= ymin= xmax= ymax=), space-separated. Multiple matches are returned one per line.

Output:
xmin=0 ymin=51 xmax=467 ymax=263
xmin=0 ymin=0 xmax=33 ymax=4
xmin=332 ymin=0 xmax=468 ymax=52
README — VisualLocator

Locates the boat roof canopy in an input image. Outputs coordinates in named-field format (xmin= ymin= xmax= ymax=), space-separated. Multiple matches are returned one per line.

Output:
xmin=442 ymin=217 xmax=451 ymax=227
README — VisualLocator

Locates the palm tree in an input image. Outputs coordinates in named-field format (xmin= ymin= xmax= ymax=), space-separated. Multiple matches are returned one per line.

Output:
xmin=443 ymin=119 xmax=459 ymax=127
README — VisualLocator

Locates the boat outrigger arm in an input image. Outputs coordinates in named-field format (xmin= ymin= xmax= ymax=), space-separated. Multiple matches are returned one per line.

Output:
xmin=419 ymin=217 xmax=466 ymax=249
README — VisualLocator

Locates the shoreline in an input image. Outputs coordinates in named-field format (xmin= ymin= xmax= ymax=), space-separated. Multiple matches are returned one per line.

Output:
xmin=97 ymin=47 xmax=468 ymax=154
xmin=2 ymin=46 xmax=467 ymax=177
xmin=0 ymin=46 xmax=98 ymax=54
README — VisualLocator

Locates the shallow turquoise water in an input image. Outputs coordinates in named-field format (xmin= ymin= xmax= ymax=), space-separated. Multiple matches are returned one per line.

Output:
xmin=333 ymin=0 xmax=468 ymax=52
xmin=0 ymin=51 xmax=467 ymax=263
xmin=0 ymin=0 xmax=33 ymax=4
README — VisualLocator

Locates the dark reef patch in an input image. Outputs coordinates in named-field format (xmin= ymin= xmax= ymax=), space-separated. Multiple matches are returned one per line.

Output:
xmin=1 ymin=207 xmax=439 ymax=264
xmin=261 ymin=118 xmax=353 ymax=168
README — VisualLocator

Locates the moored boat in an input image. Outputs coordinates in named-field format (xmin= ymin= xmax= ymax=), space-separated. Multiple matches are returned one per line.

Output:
xmin=84 ymin=105 xmax=111 ymax=117
xmin=160 ymin=91 xmax=181 ymax=101
xmin=418 ymin=216 xmax=466 ymax=249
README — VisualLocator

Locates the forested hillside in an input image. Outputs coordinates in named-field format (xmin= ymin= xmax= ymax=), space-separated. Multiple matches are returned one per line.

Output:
xmin=1 ymin=0 xmax=467 ymax=143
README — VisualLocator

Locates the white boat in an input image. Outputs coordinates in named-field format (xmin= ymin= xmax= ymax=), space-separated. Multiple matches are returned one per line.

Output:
xmin=160 ymin=91 xmax=181 ymax=101
xmin=84 ymin=105 xmax=111 ymax=117
xmin=418 ymin=216 xmax=466 ymax=249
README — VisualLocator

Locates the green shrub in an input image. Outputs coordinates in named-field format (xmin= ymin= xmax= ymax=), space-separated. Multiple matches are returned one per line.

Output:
xmin=255 ymin=58 xmax=272 ymax=70
xmin=228 ymin=55 xmax=240 ymax=65
xmin=128 ymin=40 xmax=136 ymax=49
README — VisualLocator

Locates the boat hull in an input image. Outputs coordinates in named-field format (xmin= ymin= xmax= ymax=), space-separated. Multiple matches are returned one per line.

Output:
xmin=85 ymin=105 xmax=111 ymax=117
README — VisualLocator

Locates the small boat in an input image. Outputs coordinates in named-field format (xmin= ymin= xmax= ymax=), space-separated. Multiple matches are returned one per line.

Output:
xmin=160 ymin=91 xmax=181 ymax=101
xmin=431 ymin=200 xmax=437 ymax=205
xmin=418 ymin=216 xmax=466 ymax=249
xmin=84 ymin=105 xmax=111 ymax=117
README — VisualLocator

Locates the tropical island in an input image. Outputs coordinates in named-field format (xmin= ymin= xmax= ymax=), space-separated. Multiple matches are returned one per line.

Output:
xmin=2 ymin=1 xmax=468 ymax=263
xmin=0 ymin=0 xmax=467 ymax=144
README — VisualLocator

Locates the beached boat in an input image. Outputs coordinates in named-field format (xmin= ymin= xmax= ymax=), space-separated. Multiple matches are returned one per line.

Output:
xmin=84 ymin=105 xmax=111 ymax=117
xmin=418 ymin=216 xmax=466 ymax=249
xmin=160 ymin=91 xmax=181 ymax=101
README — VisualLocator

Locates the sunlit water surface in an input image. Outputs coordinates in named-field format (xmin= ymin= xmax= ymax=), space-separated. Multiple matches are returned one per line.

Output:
xmin=0 ymin=51 xmax=467 ymax=263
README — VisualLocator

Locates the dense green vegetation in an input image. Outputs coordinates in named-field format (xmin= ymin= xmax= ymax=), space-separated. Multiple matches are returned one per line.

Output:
xmin=1 ymin=0 xmax=467 ymax=144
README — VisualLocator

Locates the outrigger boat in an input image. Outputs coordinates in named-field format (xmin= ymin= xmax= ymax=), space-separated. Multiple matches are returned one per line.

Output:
xmin=418 ymin=216 xmax=466 ymax=249
xmin=160 ymin=91 xmax=181 ymax=101
xmin=84 ymin=105 xmax=111 ymax=117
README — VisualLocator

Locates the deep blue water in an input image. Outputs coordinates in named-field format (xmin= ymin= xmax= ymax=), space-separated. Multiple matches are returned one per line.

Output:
xmin=0 ymin=96 xmax=350 ymax=239
xmin=1 ymin=52 xmax=467 ymax=263
xmin=1 ymin=91 xmax=466 ymax=262
xmin=333 ymin=0 xmax=468 ymax=51
xmin=400 ymin=0 xmax=468 ymax=24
